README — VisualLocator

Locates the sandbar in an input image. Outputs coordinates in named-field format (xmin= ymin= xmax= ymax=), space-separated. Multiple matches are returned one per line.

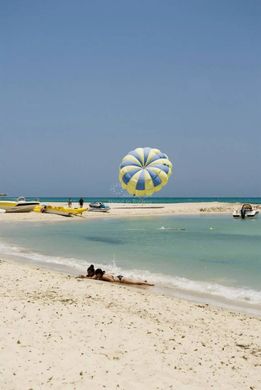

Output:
xmin=1 ymin=201 xmax=260 ymax=222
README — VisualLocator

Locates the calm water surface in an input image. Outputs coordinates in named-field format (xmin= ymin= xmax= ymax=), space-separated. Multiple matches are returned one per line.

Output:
xmin=0 ymin=215 xmax=260 ymax=306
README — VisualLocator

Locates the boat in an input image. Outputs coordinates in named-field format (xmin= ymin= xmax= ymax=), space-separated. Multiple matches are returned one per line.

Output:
xmin=233 ymin=204 xmax=259 ymax=219
xmin=89 ymin=202 xmax=110 ymax=212
xmin=34 ymin=204 xmax=88 ymax=217
xmin=0 ymin=197 xmax=40 ymax=213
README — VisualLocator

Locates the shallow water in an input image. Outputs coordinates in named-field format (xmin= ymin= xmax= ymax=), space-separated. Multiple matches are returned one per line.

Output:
xmin=0 ymin=215 xmax=261 ymax=307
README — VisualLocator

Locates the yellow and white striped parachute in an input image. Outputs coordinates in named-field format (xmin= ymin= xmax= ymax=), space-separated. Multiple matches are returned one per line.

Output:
xmin=119 ymin=147 xmax=173 ymax=197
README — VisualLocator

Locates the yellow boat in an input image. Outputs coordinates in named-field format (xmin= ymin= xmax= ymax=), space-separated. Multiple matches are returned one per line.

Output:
xmin=0 ymin=198 xmax=40 ymax=213
xmin=34 ymin=205 xmax=88 ymax=217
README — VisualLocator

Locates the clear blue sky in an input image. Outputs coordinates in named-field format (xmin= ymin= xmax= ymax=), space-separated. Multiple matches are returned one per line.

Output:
xmin=1 ymin=0 xmax=260 ymax=197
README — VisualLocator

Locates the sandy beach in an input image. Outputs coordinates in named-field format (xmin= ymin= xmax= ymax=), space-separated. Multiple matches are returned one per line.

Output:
xmin=1 ymin=202 xmax=261 ymax=389
xmin=1 ymin=201 xmax=260 ymax=223
xmin=0 ymin=259 xmax=260 ymax=390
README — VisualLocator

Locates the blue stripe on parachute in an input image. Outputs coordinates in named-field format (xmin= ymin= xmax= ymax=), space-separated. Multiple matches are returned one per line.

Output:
xmin=129 ymin=150 xmax=143 ymax=165
xmin=136 ymin=170 xmax=145 ymax=190
xmin=146 ymin=168 xmax=162 ymax=187
xmin=150 ymin=164 xmax=170 ymax=174
xmin=122 ymin=168 xmax=141 ymax=185
xmin=148 ymin=153 xmax=167 ymax=164
xmin=143 ymin=147 xmax=152 ymax=166
xmin=120 ymin=160 xmax=141 ymax=169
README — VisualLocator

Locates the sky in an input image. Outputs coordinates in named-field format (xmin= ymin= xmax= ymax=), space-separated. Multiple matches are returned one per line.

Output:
xmin=1 ymin=0 xmax=261 ymax=197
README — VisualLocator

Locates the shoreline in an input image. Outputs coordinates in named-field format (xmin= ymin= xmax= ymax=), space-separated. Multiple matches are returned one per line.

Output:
xmin=1 ymin=258 xmax=261 ymax=389
xmin=1 ymin=249 xmax=261 ymax=318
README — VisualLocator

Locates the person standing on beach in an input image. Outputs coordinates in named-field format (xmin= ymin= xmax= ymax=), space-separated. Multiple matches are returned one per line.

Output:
xmin=68 ymin=198 xmax=72 ymax=208
xmin=79 ymin=197 xmax=84 ymax=207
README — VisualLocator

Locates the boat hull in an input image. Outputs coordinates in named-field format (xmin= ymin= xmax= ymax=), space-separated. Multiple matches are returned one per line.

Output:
xmin=0 ymin=201 xmax=17 ymax=209
xmin=89 ymin=202 xmax=110 ymax=212
xmin=233 ymin=210 xmax=259 ymax=218
xmin=89 ymin=208 xmax=110 ymax=212
xmin=0 ymin=201 xmax=39 ymax=213
xmin=34 ymin=205 xmax=88 ymax=216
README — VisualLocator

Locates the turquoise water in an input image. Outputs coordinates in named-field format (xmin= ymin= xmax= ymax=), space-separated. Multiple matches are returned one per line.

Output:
xmin=3 ymin=196 xmax=261 ymax=204
xmin=0 ymin=215 xmax=260 ymax=307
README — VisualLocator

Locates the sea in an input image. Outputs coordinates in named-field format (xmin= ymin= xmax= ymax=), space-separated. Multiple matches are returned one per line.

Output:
xmin=0 ymin=197 xmax=261 ymax=314
xmin=4 ymin=196 xmax=261 ymax=204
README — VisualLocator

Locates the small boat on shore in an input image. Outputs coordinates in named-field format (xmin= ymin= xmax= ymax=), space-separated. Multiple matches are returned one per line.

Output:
xmin=0 ymin=197 xmax=40 ymax=213
xmin=34 ymin=205 xmax=88 ymax=217
xmin=233 ymin=204 xmax=259 ymax=219
xmin=89 ymin=202 xmax=110 ymax=212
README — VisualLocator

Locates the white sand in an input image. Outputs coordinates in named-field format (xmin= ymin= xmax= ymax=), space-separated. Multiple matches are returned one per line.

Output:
xmin=1 ymin=201 xmax=260 ymax=222
xmin=0 ymin=259 xmax=261 ymax=390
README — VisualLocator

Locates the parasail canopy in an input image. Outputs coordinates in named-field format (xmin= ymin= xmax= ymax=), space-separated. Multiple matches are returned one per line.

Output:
xmin=119 ymin=147 xmax=173 ymax=197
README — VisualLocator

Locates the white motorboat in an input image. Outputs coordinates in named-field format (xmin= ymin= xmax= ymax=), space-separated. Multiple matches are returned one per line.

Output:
xmin=0 ymin=197 xmax=40 ymax=213
xmin=233 ymin=204 xmax=259 ymax=219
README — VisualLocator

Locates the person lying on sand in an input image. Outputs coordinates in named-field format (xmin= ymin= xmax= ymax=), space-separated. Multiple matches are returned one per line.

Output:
xmin=77 ymin=264 xmax=154 ymax=286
